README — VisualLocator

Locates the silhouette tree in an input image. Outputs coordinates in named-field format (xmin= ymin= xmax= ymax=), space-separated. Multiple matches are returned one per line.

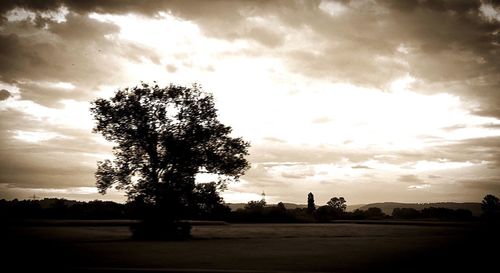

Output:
xmin=307 ymin=192 xmax=316 ymax=213
xmin=482 ymin=194 xmax=500 ymax=212
xmin=481 ymin=194 xmax=500 ymax=222
xmin=314 ymin=196 xmax=347 ymax=221
xmin=392 ymin=207 xmax=421 ymax=219
xmin=364 ymin=207 xmax=386 ymax=220
xmin=277 ymin=202 xmax=286 ymax=211
xmin=90 ymin=83 xmax=250 ymax=225
xmin=244 ymin=199 xmax=266 ymax=211
xmin=191 ymin=182 xmax=230 ymax=220
xmin=327 ymin=197 xmax=347 ymax=213
xmin=315 ymin=205 xmax=336 ymax=222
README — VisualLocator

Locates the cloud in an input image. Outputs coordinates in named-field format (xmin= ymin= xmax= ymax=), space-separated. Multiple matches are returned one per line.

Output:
xmin=246 ymin=27 xmax=284 ymax=48
xmin=165 ymin=64 xmax=177 ymax=73
xmin=398 ymin=174 xmax=424 ymax=184
xmin=0 ymin=9 xmax=163 ymax=194
xmin=0 ymin=12 xmax=160 ymax=86
xmin=1 ymin=1 xmax=498 ymax=117
xmin=352 ymin=165 xmax=372 ymax=169
xmin=263 ymin=137 xmax=286 ymax=143
xmin=248 ymin=143 xmax=374 ymax=165
xmin=0 ymin=129 xmax=111 ymax=189
xmin=0 ymin=101 xmax=113 ymax=189
xmin=0 ymin=0 xmax=499 ymax=203
xmin=280 ymin=165 xmax=316 ymax=179
xmin=15 ymin=82 xmax=88 ymax=108
xmin=378 ymin=0 xmax=481 ymax=13
xmin=457 ymin=177 xmax=500 ymax=194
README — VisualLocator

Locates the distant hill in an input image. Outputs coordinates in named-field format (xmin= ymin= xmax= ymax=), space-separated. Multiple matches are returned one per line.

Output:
xmin=347 ymin=204 xmax=366 ymax=211
xmin=357 ymin=202 xmax=482 ymax=216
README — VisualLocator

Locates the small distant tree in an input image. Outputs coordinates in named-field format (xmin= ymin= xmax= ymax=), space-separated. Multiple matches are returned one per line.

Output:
xmin=481 ymin=194 xmax=500 ymax=222
xmin=307 ymin=192 xmax=316 ymax=213
xmin=482 ymin=194 xmax=500 ymax=213
xmin=327 ymin=197 xmax=347 ymax=213
xmin=315 ymin=196 xmax=347 ymax=221
xmin=245 ymin=199 xmax=266 ymax=212
xmin=277 ymin=202 xmax=286 ymax=211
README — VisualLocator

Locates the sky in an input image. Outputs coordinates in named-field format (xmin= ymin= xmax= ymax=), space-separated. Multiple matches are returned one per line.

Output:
xmin=0 ymin=0 xmax=500 ymax=205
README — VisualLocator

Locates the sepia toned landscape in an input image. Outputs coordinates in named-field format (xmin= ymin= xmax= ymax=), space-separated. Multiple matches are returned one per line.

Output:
xmin=1 ymin=0 xmax=500 ymax=272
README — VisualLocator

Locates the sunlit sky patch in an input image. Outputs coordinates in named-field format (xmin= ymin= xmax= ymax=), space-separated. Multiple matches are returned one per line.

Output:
xmin=1 ymin=0 xmax=499 ymax=205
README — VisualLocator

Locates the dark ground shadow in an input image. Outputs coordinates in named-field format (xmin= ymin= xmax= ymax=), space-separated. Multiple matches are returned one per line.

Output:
xmin=2 ymin=223 xmax=499 ymax=273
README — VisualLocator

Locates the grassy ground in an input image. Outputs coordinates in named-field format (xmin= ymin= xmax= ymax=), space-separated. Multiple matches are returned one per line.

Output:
xmin=3 ymin=223 xmax=498 ymax=272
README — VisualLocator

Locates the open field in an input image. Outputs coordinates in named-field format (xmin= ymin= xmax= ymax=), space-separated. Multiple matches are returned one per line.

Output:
xmin=3 ymin=223 xmax=499 ymax=273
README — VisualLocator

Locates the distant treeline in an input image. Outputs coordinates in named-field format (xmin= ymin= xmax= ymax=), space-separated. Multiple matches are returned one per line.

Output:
xmin=0 ymin=197 xmax=484 ymax=222
xmin=228 ymin=201 xmax=476 ymax=223
xmin=0 ymin=199 xmax=130 ymax=220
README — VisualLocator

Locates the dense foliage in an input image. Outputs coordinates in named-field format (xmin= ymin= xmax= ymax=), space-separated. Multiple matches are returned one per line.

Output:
xmin=90 ymin=83 xmax=249 ymax=220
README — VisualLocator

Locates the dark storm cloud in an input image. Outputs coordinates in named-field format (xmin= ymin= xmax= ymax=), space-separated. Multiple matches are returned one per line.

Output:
xmin=169 ymin=0 xmax=499 ymax=117
xmin=0 ymin=2 xmax=160 ymax=193
xmin=0 ymin=0 xmax=288 ymax=47
xmin=2 ymin=1 xmax=498 ymax=111
xmin=0 ymin=13 xmax=160 ymax=86
xmin=0 ymin=0 xmax=161 ymax=18
xmin=0 ymin=89 xmax=11 ymax=100
xmin=378 ymin=0 xmax=481 ymax=13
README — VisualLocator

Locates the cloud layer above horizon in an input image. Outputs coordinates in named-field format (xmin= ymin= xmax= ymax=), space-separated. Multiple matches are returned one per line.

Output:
xmin=1 ymin=0 xmax=500 ymax=204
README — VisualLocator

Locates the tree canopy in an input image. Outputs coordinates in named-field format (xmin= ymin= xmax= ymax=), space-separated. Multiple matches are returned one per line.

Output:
xmin=481 ymin=194 xmax=500 ymax=222
xmin=307 ymin=192 xmax=315 ymax=213
xmin=327 ymin=197 xmax=347 ymax=213
xmin=482 ymin=194 xmax=500 ymax=212
xmin=90 ymin=83 xmax=250 ymax=219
